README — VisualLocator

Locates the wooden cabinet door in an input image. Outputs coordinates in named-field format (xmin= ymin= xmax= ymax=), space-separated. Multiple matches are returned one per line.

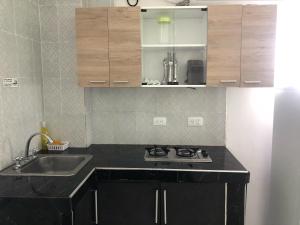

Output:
xmin=241 ymin=5 xmax=277 ymax=87
xmin=161 ymin=183 xmax=225 ymax=225
xmin=207 ymin=5 xmax=242 ymax=87
xmin=108 ymin=7 xmax=141 ymax=87
xmin=76 ymin=8 xmax=110 ymax=87
xmin=98 ymin=182 xmax=159 ymax=225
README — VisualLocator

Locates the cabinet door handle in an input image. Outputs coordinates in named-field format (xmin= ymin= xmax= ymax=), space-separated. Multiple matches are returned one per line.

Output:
xmin=243 ymin=80 xmax=262 ymax=84
xmin=94 ymin=190 xmax=98 ymax=224
xmin=220 ymin=80 xmax=237 ymax=83
xmin=225 ymin=183 xmax=228 ymax=225
xmin=71 ymin=210 xmax=74 ymax=225
xmin=155 ymin=189 xmax=159 ymax=224
xmin=244 ymin=184 xmax=248 ymax=224
xmin=163 ymin=190 xmax=167 ymax=224
xmin=113 ymin=80 xmax=129 ymax=83
xmin=89 ymin=80 xmax=107 ymax=83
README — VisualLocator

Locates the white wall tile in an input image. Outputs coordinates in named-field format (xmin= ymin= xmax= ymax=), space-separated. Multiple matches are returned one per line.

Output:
xmin=0 ymin=30 xmax=18 ymax=76
xmin=59 ymin=41 xmax=76 ymax=77
xmin=61 ymin=78 xmax=85 ymax=115
xmin=57 ymin=0 xmax=82 ymax=5
xmin=0 ymin=0 xmax=15 ymax=33
xmin=40 ymin=5 xmax=58 ymax=42
xmin=92 ymin=111 xmax=115 ymax=144
xmin=86 ymin=0 xmax=113 ymax=7
xmin=15 ymin=0 xmax=39 ymax=40
xmin=43 ymin=77 xmax=61 ymax=117
xmin=113 ymin=111 xmax=137 ymax=144
xmin=41 ymin=42 xmax=60 ymax=77
xmin=32 ymin=41 xmax=42 ymax=76
xmin=16 ymin=37 xmax=35 ymax=78
xmin=57 ymin=4 xmax=80 ymax=42
xmin=39 ymin=0 xmax=56 ymax=6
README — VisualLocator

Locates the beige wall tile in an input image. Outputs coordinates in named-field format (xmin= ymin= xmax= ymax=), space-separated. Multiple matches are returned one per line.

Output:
xmin=0 ymin=0 xmax=15 ymax=33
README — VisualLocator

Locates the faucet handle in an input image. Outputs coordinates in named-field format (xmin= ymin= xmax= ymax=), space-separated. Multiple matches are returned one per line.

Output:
xmin=32 ymin=147 xmax=39 ymax=155
xmin=15 ymin=156 xmax=24 ymax=162
xmin=14 ymin=157 xmax=24 ymax=170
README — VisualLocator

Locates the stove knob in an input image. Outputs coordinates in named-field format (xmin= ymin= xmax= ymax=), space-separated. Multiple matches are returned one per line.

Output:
xmin=201 ymin=150 xmax=208 ymax=158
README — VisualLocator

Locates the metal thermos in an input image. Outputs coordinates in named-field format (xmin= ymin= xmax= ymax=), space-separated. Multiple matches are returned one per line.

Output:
xmin=162 ymin=51 xmax=178 ymax=85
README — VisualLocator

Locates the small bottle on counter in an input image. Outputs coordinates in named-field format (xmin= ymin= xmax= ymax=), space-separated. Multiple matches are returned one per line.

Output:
xmin=40 ymin=121 xmax=50 ymax=152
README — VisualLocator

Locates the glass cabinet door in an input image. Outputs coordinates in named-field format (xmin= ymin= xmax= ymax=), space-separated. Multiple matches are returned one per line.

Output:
xmin=141 ymin=7 xmax=207 ymax=86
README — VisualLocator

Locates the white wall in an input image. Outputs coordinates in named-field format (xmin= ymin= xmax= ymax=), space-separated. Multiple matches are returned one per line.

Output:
xmin=268 ymin=88 xmax=300 ymax=225
xmin=226 ymin=88 xmax=275 ymax=225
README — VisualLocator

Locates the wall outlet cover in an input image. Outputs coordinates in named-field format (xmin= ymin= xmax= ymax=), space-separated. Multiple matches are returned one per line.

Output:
xmin=2 ymin=78 xmax=19 ymax=88
xmin=188 ymin=117 xmax=203 ymax=127
xmin=153 ymin=117 xmax=167 ymax=126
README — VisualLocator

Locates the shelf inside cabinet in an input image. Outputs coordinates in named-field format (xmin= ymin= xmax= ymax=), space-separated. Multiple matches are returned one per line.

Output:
xmin=141 ymin=85 xmax=206 ymax=88
xmin=141 ymin=6 xmax=208 ymax=19
xmin=142 ymin=44 xmax=207 ymax=48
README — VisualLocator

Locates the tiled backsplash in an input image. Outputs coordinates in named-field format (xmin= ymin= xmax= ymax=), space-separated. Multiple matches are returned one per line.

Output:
xmin=87 ymin=88 xmax=226 ymax=146
xmin=0 ymin=0 xmax=43 ymax=170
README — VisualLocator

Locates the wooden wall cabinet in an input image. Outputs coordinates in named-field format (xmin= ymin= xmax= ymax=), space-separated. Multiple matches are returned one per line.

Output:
xmin=76 ymin=8 xmax=109 ymax=87
xmin=241 ymin=5 xmax=277 ymax=87
xmin=207 ymin=5 xmax=277 ymax=87
xmin=207 ymin=5 xmax=243 ymax=87
xmin=109 ymin=7 xmax=141 ymax=87
xmin=76 ymin=7 xmax=141 ymax=88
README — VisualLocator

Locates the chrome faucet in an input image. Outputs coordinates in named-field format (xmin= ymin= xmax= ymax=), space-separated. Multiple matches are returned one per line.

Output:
xmin=14 ymin=133 xmax=54 ymax=170
xmin=25 ymin=132 xmax=54 ymax=157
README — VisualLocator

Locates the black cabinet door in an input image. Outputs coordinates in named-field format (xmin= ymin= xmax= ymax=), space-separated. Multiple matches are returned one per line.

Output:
xmin=161 ymin=183 xmax=225 ymax=225
xmin=73 ymin=189 xmax=95 ymax=225
xmin=98 ymin=182 xmax=159 ymax=225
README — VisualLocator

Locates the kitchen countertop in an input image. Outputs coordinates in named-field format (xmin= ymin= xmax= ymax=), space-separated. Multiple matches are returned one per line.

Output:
xmin=0 ymin=145 xmax=249 ymax=199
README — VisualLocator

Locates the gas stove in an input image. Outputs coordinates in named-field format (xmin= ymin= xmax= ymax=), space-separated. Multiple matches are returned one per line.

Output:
xmin=144 ymin=146 xmax=212 ymax=163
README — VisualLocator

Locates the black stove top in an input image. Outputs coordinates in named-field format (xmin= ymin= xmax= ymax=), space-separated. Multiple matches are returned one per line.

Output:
xmin=144 ymin=146 xmax=212 ymax=163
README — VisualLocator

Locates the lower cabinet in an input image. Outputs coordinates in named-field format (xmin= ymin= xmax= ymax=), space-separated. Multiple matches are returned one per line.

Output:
xmin=73 ymin=189 xmax=95 ymax=225
xmin=71 ymin=175 xmax=98 ymax=225
xmin=97 ymin=182 xmax=225 ymax=225
xmin=161 ymin=183 xmax=225 ymax=225
xmin=98 ymin=182 xmax=159 ymax=225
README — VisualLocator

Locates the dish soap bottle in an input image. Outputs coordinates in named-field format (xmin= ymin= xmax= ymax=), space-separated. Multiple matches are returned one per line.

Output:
xmin=41 ymin=121 xmax=50 ymax=152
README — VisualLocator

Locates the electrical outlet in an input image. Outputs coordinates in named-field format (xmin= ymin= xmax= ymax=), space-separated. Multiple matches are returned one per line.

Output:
xmin=2 ymin=78 xmax=19 ymax=88
xmin=153 ymin=117 xmax=167 ymax=126
xmin=188 ymin=117 xmax=203 ymax=127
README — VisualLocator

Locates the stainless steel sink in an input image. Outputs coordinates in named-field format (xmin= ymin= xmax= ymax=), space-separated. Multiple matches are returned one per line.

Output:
xmin=0 ymin=154 xmax=93 ymax=176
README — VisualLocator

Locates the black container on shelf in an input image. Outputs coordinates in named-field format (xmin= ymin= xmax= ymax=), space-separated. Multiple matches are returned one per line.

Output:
xmin=186 ymin=60 xmax=206 ymax=85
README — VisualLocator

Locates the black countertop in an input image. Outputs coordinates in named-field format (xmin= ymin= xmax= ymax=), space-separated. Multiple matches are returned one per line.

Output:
xmin=0 ymin=145 xmax=249 ymax=199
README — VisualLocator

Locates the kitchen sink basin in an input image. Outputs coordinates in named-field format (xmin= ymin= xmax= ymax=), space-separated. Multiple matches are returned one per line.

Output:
xmin=0 ymin=154 xmax=93 ymax=176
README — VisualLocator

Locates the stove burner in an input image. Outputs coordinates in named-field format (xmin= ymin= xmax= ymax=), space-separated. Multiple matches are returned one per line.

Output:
xmin=144 ymin=146 xmax=212 ymax=163
xmin=146 ymin=146 xmax=169 ymax=157
xmin=175 ymin=148 xmax=198 ymax=158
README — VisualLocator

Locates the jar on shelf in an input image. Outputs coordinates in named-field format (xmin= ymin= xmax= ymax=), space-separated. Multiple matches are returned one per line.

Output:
xmin=158 ymin=16 xmax=171 ymax=44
